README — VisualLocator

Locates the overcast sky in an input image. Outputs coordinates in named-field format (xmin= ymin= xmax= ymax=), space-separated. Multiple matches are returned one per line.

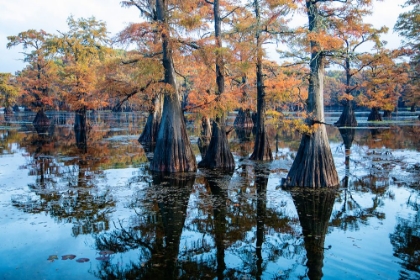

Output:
xmin=0 ymin=0 xmax=408 ymax=74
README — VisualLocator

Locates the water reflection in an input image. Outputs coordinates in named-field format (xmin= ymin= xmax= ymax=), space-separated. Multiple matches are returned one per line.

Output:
xmin=1 ymin=112 xmax=420 ymax=279
xmin=390 ymin=192 xmax=420 ymax=279
xmin=93 ymin=172 xmax=195 ymax=279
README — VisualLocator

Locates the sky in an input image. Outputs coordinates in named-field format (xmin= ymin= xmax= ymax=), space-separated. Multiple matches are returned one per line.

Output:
xmin=0 ymin=0 xmax=408 ymax=74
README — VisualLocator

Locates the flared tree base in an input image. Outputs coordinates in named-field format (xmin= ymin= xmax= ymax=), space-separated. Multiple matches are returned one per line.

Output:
xmin=150 ymin=95 xmax=196 ymax=173
xmin=198 ymin=120 xmax=235 ymax=170
xmin=233 ymin=108 xmax=254 ymax=129
xmin=249 ymin=129 xmax=273 ymax=161
xmin=285 ymin=125 xmax=339 ymax=188
xmin=335 ymin=101 xmax=357 ymax=127
xmin=367 ymin=107 xmax=382 ymax=121
xmin=33 ymin=110 xmax=50 ymax=126
xmin=138 ymin=112 xmax=160 ymax=144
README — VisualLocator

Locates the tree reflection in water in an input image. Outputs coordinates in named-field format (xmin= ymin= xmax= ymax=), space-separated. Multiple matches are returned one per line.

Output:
xmin=290 ymin=188 xmax=336 ymax=280
xmin=94 ymin=172 xmax=195 ymax=279
xmin=390 ymin=192 xmax=420 ymax=279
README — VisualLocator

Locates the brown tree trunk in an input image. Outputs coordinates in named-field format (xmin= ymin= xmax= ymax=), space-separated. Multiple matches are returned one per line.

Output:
xmin=335 ymin=100 xmax=357 ymax=127
xmin=33 ymin=108 xmax=50 ymax=126
xmin=138 ymin=94 xmax=162 ymax=144
xmin=199 ymin=0 xmax=234 ymax=170
xmin=74 ymin=107 xmax=88 ymax=152
xmin=150 ymin=0 xmax=196 ymax=172
xmin=367 ymin=107 xmax=382 ymax=121
xmin=198 ymin=116 xmax=212 ymax=158
xmin=250 ymin=0 xmax=272 ymax=161
xmin=339 ymin=128 xmax=355 ymax=189
xmin=291 ymin=189 xmax=336 ymax=280
xmin=199 ymin=118 xmax=235 ymax=170
xmin=383 ymin=109 xmax=392 ymax=118
xmin=4 ymin=106 xmax=14 ymax=115
xmin=233 ymin=108 xmax=254 ymax=128
xmin=285 ymin=1 xmax=339 ymax=188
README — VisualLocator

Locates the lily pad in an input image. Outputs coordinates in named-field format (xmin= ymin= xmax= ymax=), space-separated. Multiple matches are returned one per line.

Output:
xmin=47 ymin=255 xmax=58 ymax=262
xmin=76 ymin=258 xmax=90 ymax=263
xmin=62 ymin=254 xmax=76 ymax=260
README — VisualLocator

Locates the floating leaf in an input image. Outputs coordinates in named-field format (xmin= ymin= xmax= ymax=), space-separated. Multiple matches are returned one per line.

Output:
xmin=62 ymin=254 xmax=76 ymax=260
xmin=99 ymin=250 xmax=115 ymax=255
xmin=76 ymin=258 xmax=90 ymax=263
xmin=47 ymin=255 xmax=58 ymax=262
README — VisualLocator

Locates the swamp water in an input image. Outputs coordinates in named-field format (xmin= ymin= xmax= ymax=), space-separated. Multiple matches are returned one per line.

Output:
xmin=0 ymin=111 xmax=419 ymax=279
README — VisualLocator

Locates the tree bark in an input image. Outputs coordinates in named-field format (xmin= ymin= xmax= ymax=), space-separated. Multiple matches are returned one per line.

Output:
xmin=383 ymin=109 xmax=392 ymax=118
xmin=33 ymin=108 xmax=50 ymax=126
xmin=339 ymin=128 xmax=355 ymax=189
xmin=233 ymin=108 xmax=254 ymax=128
xmin=367 ymin=107 xmax=382 ymax=121
xmin=138 ymin=94 xmax=162 ymax=144
xmin=199 ymin=0 xmax=234 ymax=170
xmin=74 ymin=107 xmax=88 ymax=152
xmin=249 ymin=0 xmax=273 ymax=161
xmin=335 ymin=100 xmax=357 ymax=127
xmin=198 ymin=116 xmax=212 ymax=158
xmin=199 ymin=118 xmax=235 ymax=170
xmin=285 ymin=1 xmax=339 ymax=188
xmin=150 ymin=0 xmax=197 ymax=172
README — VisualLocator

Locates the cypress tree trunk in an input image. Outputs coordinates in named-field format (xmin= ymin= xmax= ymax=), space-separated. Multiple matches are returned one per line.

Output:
xmin=383 ymin=109 xmax=392 ymax=118
xmin=233 ymin=108 xmax=254 ymax=128
xmin=199 ymin=118 xmax=235 ymax=170
xmin=335 ymin=100 xmax=357 ymax=127
xmin=285 ymin=1 xmax=339 ymax=188
xmin=138 ymin=94 xmax=162 ymax=144
xmin=198 ymin=116 xmax=212 ymax=158
xmin=199 ymin=0 xmax=234 ymax=170
xmin=4 ymin=107 xmax=13 ymax=115
xmin=291 ymin=189 xmax=336 ymax=280
xmin=367 ymin=107 xmax=382 ymax=121
xmin=339 ymin=128 xmax=355 ymax=189
xmin=74 ymin=107 xmax=88 ymax=152
xmin=335 ymin=56 xmax=357 ymax=127
xmin=250 ymin=0 xmax=272 ymax=161
xmin=33 ymin=108 xmax=50 ymax=126
xmin=150 ymin=0 xmax=196 ymax=172
xmin=410 ymin=104 xmax=416 ymax=112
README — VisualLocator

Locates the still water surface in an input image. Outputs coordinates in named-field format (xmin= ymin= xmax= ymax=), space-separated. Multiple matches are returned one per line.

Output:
xmin=0 ymin=111 xmax=419 ymax=279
